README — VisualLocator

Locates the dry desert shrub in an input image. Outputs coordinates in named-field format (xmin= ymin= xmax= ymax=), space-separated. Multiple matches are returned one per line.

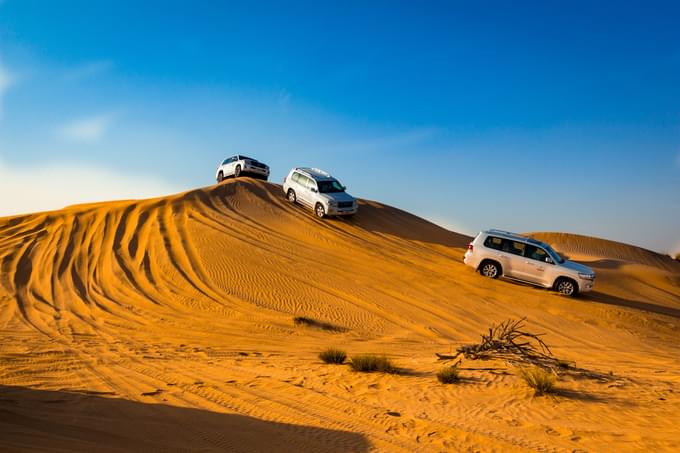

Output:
xmin=319 ymin=347 xmax=347 ymax=364
xmin=436 ymin=366 xmax=460 ymax=384
xmin=349 ymin=354 xmax=397 ymax=374
xmin=518 ymin=366 xmax=556 ymax=396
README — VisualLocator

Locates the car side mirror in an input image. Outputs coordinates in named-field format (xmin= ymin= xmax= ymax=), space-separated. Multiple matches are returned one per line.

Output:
xmin=545 ymin=257 xmax=553 ymax=264
xmin=311 ymin=188 xmax=318 ymax=193
xmin=341 ymin=186 xmax=347 ymax=191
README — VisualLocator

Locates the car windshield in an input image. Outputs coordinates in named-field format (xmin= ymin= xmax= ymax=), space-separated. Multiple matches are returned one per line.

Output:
xmin=544 ymin=244 xmax=565 ymax=264
xmin=239 ymin=155 xmax=255 ymax=161
xmin=317 ymin=179 xmax=345 ymax=193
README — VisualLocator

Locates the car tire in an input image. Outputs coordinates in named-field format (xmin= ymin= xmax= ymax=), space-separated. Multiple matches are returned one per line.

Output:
xmin=287 ymin=189 xmax=297 ymax=203
xmin=234 ymin=165 xmax=241 ymax=178
xmin=217 ymin=171 xmax=224 ymax=183
xmin=315 ymin=203 xmax=326 ymax=219
xmin=479 ymin=260 xmax=501 ymax=279
xmin=555 ymin=278 xmax=578 ymax=297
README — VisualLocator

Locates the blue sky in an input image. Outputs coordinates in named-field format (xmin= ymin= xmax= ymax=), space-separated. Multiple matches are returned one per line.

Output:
xmin=1 ymin=1 xmax=679 ymax=254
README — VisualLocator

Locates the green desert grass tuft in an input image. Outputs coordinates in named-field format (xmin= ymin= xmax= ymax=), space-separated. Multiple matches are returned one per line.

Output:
xmin=349 ymin=354 xmax=398 ymax=374
xmin=519 ymin=366 xmax=556 ymax=396
xmin=319 ymin=347 xmax=347 ymax=364
xmin=436 ymin=366 xmax=460 ymax=384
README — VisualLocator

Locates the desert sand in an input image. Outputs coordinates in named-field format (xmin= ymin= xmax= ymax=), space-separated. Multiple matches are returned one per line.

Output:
xmin=1 ymin=178 xmax=679 ymax=452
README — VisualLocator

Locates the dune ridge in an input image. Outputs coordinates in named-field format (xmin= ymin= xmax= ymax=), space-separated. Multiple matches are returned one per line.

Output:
xmin=530 ymin=231 xmax=680 ymax=272
xmin=1 ymin=179 xmax=679 ymax=452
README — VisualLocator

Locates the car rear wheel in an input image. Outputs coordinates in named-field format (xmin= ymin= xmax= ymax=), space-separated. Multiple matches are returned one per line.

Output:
xmin=555 ymin=278 xmax=578 ymax=297
xmin=480 ymin=261 xmax=501 ymax=279
xmin=287 ymin=189 xmax=296 ymax=203
xmin=217 ymin=171 xmax=224 ymax=183
xmin=234 ymin=165 xmax=242 ymax=177
xmin=315 ymin=203 xmax=326 ymax=219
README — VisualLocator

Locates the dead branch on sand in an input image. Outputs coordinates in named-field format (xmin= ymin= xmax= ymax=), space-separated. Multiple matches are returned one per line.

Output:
xmin=437 ymin=318 xmax=570 ymax=371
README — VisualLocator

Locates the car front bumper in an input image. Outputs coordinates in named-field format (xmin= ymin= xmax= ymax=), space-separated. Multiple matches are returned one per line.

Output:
xmin=244 ymin=165 xmax=270 ymax=176
xmin=327 ymin=206 xmax=358 ymax=216
xmin=579 ymin=278 xmax=595 ymax=292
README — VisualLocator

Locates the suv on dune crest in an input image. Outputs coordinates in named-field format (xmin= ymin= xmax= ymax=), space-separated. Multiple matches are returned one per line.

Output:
xmin=464 ymin=229 xmax=596 ymax=297
xmin=282 ymin=167 xmax=358 ymax=218
xmin=216 ymin=155 xmax=270 ymax=182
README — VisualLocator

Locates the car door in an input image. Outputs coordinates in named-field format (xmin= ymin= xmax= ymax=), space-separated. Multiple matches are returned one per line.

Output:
xmin=499 ymin=239 xmax=527 ymax=279
xmin=224 ymin=156 xmax=236 ymax=176
xmin=295 ymin=174 xmax=314 ymax=207
xmin=521 ymin=244 xmax=550 ymax=285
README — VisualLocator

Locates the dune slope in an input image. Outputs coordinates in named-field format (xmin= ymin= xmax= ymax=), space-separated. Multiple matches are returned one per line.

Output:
xmin=1 ymin=179 xmax=679 ymax=452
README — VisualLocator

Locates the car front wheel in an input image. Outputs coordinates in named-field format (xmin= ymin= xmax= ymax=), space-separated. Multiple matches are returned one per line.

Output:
xmin=555 ymin=278 xmax=578 ymax=297
xmin=315 ymin=203 xmax=326 ymax=219
xmin=234 ymin=165 xmax=242 ymax=178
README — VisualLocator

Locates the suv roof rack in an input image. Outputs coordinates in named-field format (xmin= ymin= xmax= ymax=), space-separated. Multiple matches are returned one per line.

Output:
xmin=296 ymin=167 xmax=333 ymax=180
xmin=487 ymin=229 xmax=526 ymax=237
xmin=486 ymin=229 xmax=547 ymax=245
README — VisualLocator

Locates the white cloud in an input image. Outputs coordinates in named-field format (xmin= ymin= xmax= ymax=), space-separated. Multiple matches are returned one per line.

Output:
xmin=0 ymin=159 xmax=179 ymax=218
xmin=0 ymin=59 xmax=13 ymax=120
xmin=63 ymin=60 xmax=113 ymax=82
xmin=55 ymin=114 xmax=114 ymax=143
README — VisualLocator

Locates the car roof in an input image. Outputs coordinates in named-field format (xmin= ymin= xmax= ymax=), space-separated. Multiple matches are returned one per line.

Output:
xmin=293 ymin=167 xmax=336 ymax=181
xmin=483 ymin=229 xmax=549 ymax=248
xmin=223 ymin=155 xmax=253 ymax=160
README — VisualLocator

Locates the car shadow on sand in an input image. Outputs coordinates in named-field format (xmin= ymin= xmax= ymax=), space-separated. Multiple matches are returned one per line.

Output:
xmin=0 ymin=385 xmax=371 ymax=453
xmin=585 ymin=291 xmax=680 ymax=319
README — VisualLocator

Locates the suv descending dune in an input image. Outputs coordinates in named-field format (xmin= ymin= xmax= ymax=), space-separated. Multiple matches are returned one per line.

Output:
xmin=283 ymin=167 xmax=358 ymax=218
xmin=216 ymin=155 xmax=270 ymax=182
xmin=464 ymin=229 xmax=595 ymax=296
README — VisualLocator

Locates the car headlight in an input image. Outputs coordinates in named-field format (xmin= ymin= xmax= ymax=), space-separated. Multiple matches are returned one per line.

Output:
xmin=578 ymin=272 xmax=595 ymax=280
xmin=328 ymin=200 xmax=337 ymax=207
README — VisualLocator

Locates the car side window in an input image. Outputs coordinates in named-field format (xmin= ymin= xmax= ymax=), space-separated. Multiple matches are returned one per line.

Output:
xmin=525 ymin=245 xmax=548 ymax=261
xmin=304 ymin=176 xmax=317 ymax=190
xmin=484 ymin=236 xmax=503 ymax=250
xmin=502 ymin=240 xmax=525 ymax=256
xmin=222 ymin=159 xmax=229 ymax=165
xmin=292 ymin=172 xmax=300 ymax=183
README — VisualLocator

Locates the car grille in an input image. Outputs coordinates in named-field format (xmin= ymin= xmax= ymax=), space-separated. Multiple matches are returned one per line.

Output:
xmin=338 ymin=201 xmax=354 ymax=208
xmin=250 ymin=161 xmax=267 ymax=169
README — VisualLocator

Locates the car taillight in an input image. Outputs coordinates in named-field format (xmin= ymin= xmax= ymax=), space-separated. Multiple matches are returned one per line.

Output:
xmin=467 ymin=243 xmax=473 ymax=251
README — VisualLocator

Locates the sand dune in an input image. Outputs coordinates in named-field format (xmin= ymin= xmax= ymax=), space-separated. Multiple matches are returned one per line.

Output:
xmin=1 ymin=178 xmax=679 ymax=452
xmin=531 ymin=232 xmax=680 ymax=272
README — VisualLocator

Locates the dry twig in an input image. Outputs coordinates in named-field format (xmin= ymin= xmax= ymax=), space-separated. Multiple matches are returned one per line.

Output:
xmin=437 ymin=318 xmax=567 ymax=371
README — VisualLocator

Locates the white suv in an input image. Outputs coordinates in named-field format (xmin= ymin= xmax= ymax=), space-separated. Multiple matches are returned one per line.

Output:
xmin=282 ymin=167 xmax=358 ymax=218
xmin=463 ymin=229 xmax=595 ymax=297
xmin=216 ymin=155 xmax=270 ymax=182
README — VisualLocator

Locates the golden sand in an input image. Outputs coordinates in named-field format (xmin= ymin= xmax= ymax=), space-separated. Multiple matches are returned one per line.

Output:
xmin=1 ymin=178 xmax=678 ymax=452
